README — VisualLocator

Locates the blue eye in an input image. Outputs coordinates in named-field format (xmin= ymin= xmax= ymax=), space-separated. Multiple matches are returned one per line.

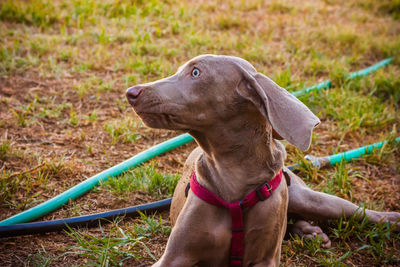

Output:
xmin=191 ymin=68 xmax=200 ymax=77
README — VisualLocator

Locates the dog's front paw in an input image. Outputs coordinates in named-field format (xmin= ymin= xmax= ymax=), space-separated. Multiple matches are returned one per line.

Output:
xmin=290 ymin=220 xmax=331 ymax=248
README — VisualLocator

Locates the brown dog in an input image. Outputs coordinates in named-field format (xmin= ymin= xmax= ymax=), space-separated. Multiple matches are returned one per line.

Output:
xmin=126 ymin=55 xmax=400 ymax=266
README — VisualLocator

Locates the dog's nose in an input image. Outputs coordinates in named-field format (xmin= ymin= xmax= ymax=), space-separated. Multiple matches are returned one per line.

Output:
xmin=126 ymin=85 xmax=143 ymax=105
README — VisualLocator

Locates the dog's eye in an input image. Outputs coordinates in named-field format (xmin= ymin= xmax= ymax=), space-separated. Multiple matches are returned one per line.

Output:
xmin=191 ymin=68 xmax=200 ymax=78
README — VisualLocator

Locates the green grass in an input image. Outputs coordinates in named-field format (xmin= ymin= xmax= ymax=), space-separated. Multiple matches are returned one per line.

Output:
xmin=283 ymin=235 xmax=353 ymax=266
xmin=63 ymin=213 xmax=171 ymax=266
xmin=330 ymin=210 xmax=400 ymax=264
xmin=371 ymin=69 xmax=400 ymax=106
xmin=64 ymin=219 xmax=154 ymax=266
xmin=26 ymin=246 xmax=58 ymax=267
xmin=323 ymin=160 xmax=365 ymax=200
xmin=0 ymin=141 xmax=10 ymax=161
xmin=104 ymin=118 xmax=142 ymax=144
xmin=68 ymin=105 xmax=80 ymax=126
xmin=357 ymin=0 xmax=400 ymax=21
xmin=284 ymin=209 xmax=400 ymax=265
xmin=101 ymin=162 xmax=180 ymax=199
xmin=38 ymin=102 xmax=70 ymax=119
xmin=361 ymin=131 xmax=400 ymax=168
xmin=8 ymin=95 xmax=80 ymax=127
xmin=86 ymin=109 xmax=99 ymax=123
xmin=10 ymin=102 xmax=36 ymax=127
xmin=73 ymin=76 xmax=115 ymax=99
xmin=131 ymin=211 xmax=171 ymax=237
xmin=0 ymin=155 xmax=72 ymax=209
xmin=300 ymin=82 xmax=396 ymax=140
xmin=0 ymin=0 xmax=59 ymax=27
xmin=291 ymin=150 xmax=323 ymax=184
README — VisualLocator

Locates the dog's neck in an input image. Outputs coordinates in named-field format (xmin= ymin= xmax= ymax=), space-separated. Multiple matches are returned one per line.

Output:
xmin=189 ymin=114 xmax=285 ymax=202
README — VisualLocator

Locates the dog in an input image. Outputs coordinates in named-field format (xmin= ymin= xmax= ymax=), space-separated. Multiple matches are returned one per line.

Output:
xmin=126 ymin=55 xmax=400 ymax=266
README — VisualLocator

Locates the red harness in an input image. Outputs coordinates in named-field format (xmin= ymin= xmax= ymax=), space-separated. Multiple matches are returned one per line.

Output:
xmin=189 ymin=170 xmax=283 ymax=267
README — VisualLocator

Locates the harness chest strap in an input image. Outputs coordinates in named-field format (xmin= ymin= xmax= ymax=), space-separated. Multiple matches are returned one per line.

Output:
xmin=189 ymin=170 xmax=284 ymax=267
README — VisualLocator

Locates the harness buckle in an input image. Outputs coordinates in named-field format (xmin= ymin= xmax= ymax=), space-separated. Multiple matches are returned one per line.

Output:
xmin=255 ymin=182 xmax=271 ymax=201
xmin=265 ymin=182 xmax=272 ymax=192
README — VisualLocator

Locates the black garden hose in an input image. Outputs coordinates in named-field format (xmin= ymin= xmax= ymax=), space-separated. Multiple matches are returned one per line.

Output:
xmin=0 ymin=198 xmax=171 ymax=238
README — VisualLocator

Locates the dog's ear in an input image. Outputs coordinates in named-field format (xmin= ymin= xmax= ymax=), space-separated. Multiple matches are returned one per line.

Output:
xmin=236 ymin=66 xmax=320 ymax=151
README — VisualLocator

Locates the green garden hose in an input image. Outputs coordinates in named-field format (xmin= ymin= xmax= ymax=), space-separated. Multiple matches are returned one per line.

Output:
xmin=304 ymin=137 xmax=400 ymax=168
xmin=0 ymin=134 xmax=194 ymax=226
xmin=327 ymin=137 xmax=400 ymax=165
xmin=292 ymin=58 xmax=392 ymax=97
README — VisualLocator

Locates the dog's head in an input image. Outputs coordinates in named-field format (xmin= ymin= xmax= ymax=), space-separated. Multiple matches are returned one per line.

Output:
xmin=126 ymin=54 xmax=319 ymax=151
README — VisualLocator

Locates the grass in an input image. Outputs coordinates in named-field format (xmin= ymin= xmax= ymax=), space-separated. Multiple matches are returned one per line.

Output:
xmin=64 ymin=219 xmax=155 ymax=266
xmin=371 ymin=69 xmax=400 ymax=106
xmin=300 ymin=81 xmax=397 ymax=140
xmin=287 ymin=133 xmax=400 ymax=264
xmin=104 ymin=118 xmax=142 ymax=144
xmin=62 ymin=213 xmax=170 ymax=266
xmin=10 ymin=102 xmax=36 ymax=127
xmin=73 ymin=76 xmax=115 ymax=99
xmin=285 ymin=209 xmax=400 ymax=265
xmin=0 ymin=141 xmax=10 ymax=161
xmin=291 ymin=150 xmax=323 ymax=183
xmin=324 ymin=160 xmax=360 ymax=200
xmin=101 ymin=162 xmax=180 ymax=199
xmin=0 ymin=150 xmax=73 ymax=209
xmin=26 ymin=246 xmax=58 ymax=267
xmin=0 ymin=0 xmax=58 ymax=27
xmin=357 ymin=0 xmax=400 ymax=21
xmin=360 ymin=130 xmax=400 ymax=168
xmin=330 ymin=210 xmax=400 ymax=264
xmin=131 ymin=211 xmax=171 ymax=237
xmin=0 ymin=0 xmax=399 ymax=265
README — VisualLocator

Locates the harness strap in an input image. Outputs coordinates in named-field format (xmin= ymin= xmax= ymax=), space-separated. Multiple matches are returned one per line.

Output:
xmin=189 ymin=170 xmax=283 ymax=267
xmin=283 ymin=170 xmax=291 ymax=186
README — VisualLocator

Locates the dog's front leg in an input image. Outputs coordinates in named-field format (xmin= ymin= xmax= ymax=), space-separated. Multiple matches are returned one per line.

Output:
xmin=286 ymin=168 xmax=400 ymax=230
xmin=152 ymin=255 xmax=192 ymax=267
xmin=153 ymin=216 xmax=202 ymax=267
xmin=155 ymin=194 xmax=231 ymax=267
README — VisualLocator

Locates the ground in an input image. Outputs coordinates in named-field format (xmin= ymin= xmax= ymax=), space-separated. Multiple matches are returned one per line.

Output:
xmin=0 ymin=0 xmax=399 ymax=266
